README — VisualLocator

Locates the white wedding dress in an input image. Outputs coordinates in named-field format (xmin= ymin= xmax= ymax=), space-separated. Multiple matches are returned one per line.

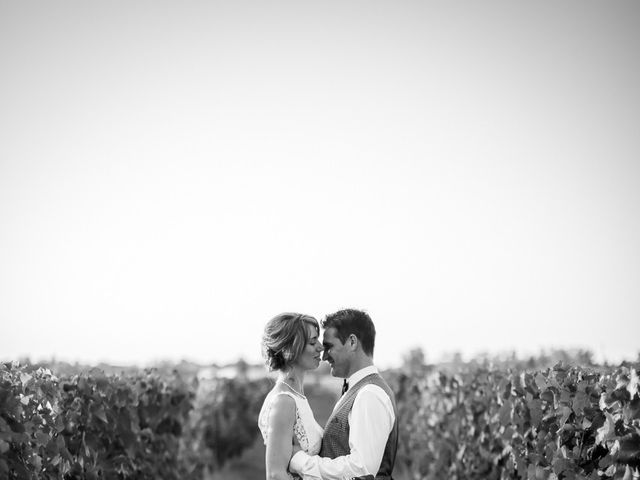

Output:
xmin=258 ymin=388 xmax=324 ymax=479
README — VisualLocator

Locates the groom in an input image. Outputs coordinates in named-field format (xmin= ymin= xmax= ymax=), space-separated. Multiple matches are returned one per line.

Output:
xmin=289 ymin=309 xmax=398 ymax=480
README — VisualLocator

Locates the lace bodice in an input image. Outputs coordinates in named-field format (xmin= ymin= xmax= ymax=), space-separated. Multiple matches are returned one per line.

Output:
xmin=258 ymin=388 xmax=323 ymax=459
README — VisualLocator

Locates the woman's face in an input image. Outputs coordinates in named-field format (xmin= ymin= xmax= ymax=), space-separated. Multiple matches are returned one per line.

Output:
xmin=293 ymin=323 xmax=323 ymax=371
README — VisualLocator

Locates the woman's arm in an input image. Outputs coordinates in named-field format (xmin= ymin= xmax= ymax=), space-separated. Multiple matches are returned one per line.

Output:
xmin=265 ymin=394 xmax=296 ymax=480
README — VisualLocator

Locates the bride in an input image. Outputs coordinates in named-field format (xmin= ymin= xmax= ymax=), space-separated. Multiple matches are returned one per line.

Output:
xmin=258 ymin=313 xmax=325 ymax=480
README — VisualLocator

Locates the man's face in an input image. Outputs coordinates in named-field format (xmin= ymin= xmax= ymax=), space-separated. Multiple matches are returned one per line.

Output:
xmin=322 ymin=327 xmax=351 ymax=378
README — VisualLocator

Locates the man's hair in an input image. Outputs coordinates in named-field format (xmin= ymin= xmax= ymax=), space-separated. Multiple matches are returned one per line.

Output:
xmin=322 ymin=309 xmax=376 ymax=356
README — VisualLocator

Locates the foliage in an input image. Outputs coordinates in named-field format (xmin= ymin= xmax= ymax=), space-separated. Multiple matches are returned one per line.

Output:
xmin=6 ymin=353 xmax=639 ymax=480
xmin=0 ymin=362 xmax=269 ymax=479
xmin=390 ymin=359 xmax=640 ymax=480
xmin=179 ymin=376 xmax=271 ymax=478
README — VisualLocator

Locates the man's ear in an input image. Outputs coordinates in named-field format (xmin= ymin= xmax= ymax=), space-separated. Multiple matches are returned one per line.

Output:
xmin=348 ymin=334 xmax=358 ymax=351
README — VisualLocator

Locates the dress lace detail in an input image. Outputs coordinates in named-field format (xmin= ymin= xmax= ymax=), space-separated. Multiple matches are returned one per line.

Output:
xmin=292 ymin=406 xmax=309 ymax=452
xmin=258 ymin=389 xmax=323 ymax=478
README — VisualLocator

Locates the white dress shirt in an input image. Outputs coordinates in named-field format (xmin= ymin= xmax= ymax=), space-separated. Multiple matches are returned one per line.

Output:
xmin=289 ymin=365 xmax=395 ymax=480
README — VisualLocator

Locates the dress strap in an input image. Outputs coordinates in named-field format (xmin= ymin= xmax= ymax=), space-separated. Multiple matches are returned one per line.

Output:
xmin=270 ymin=390 xmax=300 ymax=407
xmin=272 ymin=390 xmax=297 ymax=400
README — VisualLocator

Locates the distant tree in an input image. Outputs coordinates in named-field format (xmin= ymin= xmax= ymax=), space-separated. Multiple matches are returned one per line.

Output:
xmin=235 ymin=358 xmax=249 ymax=379
xmin=402 ymin=348 xmax=428 ymax=372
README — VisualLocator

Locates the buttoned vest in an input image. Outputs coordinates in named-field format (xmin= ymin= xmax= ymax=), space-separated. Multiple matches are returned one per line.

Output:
xmin=319 ymin=373 xmax=398 ymax=480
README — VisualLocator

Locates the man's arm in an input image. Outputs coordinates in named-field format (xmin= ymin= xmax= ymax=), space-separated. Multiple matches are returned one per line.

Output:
xmin=289 ymin=386 xmax=394 ymax=480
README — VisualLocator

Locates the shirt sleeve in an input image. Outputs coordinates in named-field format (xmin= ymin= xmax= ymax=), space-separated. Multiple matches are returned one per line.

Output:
xmin=289 ymin=385 xmax=395 ymax=480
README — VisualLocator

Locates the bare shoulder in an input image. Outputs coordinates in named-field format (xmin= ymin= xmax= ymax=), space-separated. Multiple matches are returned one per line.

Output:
xmin=268 ymin=392 xmax=297 ymax=427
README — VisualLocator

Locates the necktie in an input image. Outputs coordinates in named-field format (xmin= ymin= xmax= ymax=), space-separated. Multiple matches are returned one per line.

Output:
xmin=341 ymin=379 xmax=349 ymax=395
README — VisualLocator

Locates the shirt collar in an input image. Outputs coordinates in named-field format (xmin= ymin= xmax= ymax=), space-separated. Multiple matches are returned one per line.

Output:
xmin=346 ymin=365 xmax=378 ymax=386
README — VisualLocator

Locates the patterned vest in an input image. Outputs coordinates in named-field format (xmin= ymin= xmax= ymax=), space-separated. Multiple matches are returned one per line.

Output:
xmin=319 ymin=373 xmax=399 ymax=480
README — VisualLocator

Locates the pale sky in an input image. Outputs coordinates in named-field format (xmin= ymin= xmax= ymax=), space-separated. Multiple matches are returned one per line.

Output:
xmin=1 ymin=1 xmax=639 ymax=369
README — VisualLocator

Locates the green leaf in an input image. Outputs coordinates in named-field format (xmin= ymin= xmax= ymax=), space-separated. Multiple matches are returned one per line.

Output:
xmin=559 ymin=405 xmax=572 ymax=426
xmin=628 ymin=369 xmax=639 ymax=398
xmin=596 ymin=412 xmax=615 ymax=445
xmin=499 ymin=400 xmax=513 ymax=425
xmin=618 ymin=433 xmax=640 ymax=465
xmin=0 ymin=417 xmax=10 ymax=433
xmin=19 ymin=372 xmax=32 ymax=386
xmin=572 ymin=392 xmax=590 ymax=416
xmin=598 ymin=453 xmax=613 ymax=469
xmin=541 ymin=390 xmax=554 ymax=405
xmin=529 ymin=399 xmax=543 ymax=426
xmin=93 ymin=405 xmax=108 ymax=424
xmin=34 ymin=430 xmax=49 ymax=447
xmin=513 ymin=448 xmax=527 ymax=475
xmin=553 ymin=458 xmax=574 ymax=475
xmin=536 ymin=465 xmax=550 ymax=479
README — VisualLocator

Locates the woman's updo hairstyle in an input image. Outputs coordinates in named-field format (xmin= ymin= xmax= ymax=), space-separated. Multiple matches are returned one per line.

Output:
xmin=262 ymin=313 xmax=319 ymax=371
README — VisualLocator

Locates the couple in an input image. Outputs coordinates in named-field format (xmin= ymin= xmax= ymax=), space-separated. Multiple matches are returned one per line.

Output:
xmin=258 ymin=309 xmax=398 ymax=480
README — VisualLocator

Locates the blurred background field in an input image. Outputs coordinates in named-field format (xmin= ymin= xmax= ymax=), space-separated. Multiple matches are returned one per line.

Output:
xmin=3 ymin=348 xmax=638 ymax=479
